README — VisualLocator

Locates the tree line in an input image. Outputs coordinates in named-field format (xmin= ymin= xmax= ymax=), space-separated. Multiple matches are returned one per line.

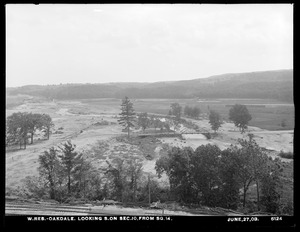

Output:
xmin=22 ymin=137 xmax=292 ymax=215
xmin=118 ymin=96 xmax=252 ymax=137
xmin=155 ymin=135 xmax=292 ymax=214
xmin=7 ymin=69 xmax=293 ymax=103
xmin=6 ymin=112 xmax=54 ymax=149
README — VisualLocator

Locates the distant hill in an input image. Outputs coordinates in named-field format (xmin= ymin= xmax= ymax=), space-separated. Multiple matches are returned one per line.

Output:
xmin=6 ymin=69 xmax=293 ymax=102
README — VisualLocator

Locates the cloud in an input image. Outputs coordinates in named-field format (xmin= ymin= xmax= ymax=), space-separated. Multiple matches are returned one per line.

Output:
xmin=5 ymin=4 xmax=293 ymax=86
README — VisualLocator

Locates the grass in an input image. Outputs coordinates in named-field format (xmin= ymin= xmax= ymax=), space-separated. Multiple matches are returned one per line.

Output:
xmin=6 ymin=95 xmax=28 ymax=109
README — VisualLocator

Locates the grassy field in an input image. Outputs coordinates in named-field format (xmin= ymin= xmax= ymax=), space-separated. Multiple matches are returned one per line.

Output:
xmin=6 ymin=95 xmax=30 ymax=109
xmin=82 ymin=98 xmax=294 ymax=131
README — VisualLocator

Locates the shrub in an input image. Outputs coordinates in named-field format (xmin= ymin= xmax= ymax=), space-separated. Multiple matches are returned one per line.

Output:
xmin=22 ymin=176 xmax=48 ymax=199
xmin=279 ymin=200 xmax=294 ymax=215
xmin=278 ymin=151 xmax=293 ymax=159
xmin=202 ymin=132 xmax=211 ymax=140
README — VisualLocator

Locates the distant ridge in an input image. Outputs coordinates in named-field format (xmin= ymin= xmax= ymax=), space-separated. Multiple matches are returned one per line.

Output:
xmin=6 ymin=69 xmax=293 ymax=102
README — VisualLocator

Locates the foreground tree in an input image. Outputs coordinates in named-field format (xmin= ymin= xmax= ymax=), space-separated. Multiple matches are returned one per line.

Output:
xmin=126 ymin=158 xmax=143 ymax=202
xmin=118 ymin=96 xmax=136 ymax=138
xmin=191 ymin=144 xmax=223 ymax=206
xmin=58 ymin=141 xmax=83 ymax=195
xmin=34 ymin=143 xmax=104 ymax=201
xmin=219 ymin=149 xmax=242 ymax=209
xmin=209 ymin=110 xmax=223 ymax=134
xmin=105 ymin=157 xmax=126 ymax=202
xmin=240 ymin=135 xmax=269 ymax=210
xmin=156 ymin=147 xmax=196 ymax=203
xmin=38 ymin=147 xmax=62 ymax=199
xmin=260 ymin=158 xmax=282 ymax=214
xmin=229 ymin=104 xmax=252 ymax=133
xmin=105 ymin=156 xmax=144 ymax=203
xmin=73 ymin=159 xmax=101 ymax=199
xmin=224 ymin=135 xmax=267 ymax=208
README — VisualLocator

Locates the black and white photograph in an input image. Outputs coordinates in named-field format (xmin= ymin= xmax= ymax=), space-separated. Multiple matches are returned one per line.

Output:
xmin=5 ymin=3 xmax=294 ymax=227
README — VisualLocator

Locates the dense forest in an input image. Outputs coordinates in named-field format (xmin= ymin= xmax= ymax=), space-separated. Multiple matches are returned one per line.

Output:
xmin=7 ymin=69 xmax=293 ymax=102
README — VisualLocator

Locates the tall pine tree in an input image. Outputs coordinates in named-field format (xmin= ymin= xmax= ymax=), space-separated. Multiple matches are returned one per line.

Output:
xmin=58 ymin=141 xmax=83 ymax=195
xmin=118 ymin=96 xmax=136 ymax=138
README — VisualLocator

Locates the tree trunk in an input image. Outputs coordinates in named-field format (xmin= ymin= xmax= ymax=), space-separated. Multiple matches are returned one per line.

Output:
xmin=68 ymin=173 xmax=71 ymax=195
xmin=49 ymin=179 xmax=55 ymax=199
xmin=47 ymin=127 xmax=50 ymax=140
xmin=256 ymin=180 xmax=260 ymax=211
xmin=31 ymin=133 xmax=34 ymax=144
xmin=83 ymin=179 xmax=86 ymax=199
xmin=133 ymin=176 xmax=137 ymax=202
xmin=148 ymin=175 xmax=151 ymax=206
xmin=24 ymin=136 xmax=27 ymax=149
xmin=243 ymin=185 xmax=247 ymax=208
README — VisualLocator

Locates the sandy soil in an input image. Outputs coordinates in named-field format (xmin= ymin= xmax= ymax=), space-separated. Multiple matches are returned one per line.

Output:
xmin=6 ymin=100 xmax=294 ymax=191
xmin=161 ymin=119 xmax=293 ymax=153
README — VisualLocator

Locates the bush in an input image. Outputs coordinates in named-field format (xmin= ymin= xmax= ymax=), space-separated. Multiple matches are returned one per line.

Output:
xmin=22 ymin=176 xmax=48 ymax=199
xmin=279 ymin=201 xmax=294 ymax=215
xmin=202 ymin=132 xmax=211 ymax=140
xmin=278 ymin=151 xmax=293 ymax=159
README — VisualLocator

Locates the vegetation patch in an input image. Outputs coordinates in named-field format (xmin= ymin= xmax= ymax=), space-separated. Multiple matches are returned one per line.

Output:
xmin=202 ymin=132 xmax=212 ymax=140
xmin=278 ymin=150 xmax=293 ymax=159
xmin=92 ymin=121 xmax=110 ymax=126
xmin=115 ymin=135 xmax=161 ymax=160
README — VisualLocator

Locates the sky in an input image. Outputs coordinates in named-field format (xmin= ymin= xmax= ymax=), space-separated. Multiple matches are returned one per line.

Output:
xmin=6 ymin=4 xmax=293 ymax=87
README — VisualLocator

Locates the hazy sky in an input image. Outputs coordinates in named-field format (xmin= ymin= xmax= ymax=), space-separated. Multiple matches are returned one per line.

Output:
xmin=6 ymin=4 xmax=293 ymax=87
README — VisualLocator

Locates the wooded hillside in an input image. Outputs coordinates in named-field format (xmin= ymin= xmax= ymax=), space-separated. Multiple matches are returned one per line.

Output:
xmin=7 ymin=69 xmax=293 ymax=102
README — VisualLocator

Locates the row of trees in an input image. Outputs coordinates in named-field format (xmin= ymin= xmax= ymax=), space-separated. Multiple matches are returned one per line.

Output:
xmin=155 ymin=135 xmax=285 ymax=213
xmin=6 ymin=112 xmax=54 ymax=149
xmin=118 ymin=97 xmax=175 ymax=137
xmin=208 ymin=104 xmax=252 ymax=134
xmin=137 ymin=113 xmax=170 ymax=132
xmin=171 ymin=102 xmax=251 ymax=134
xmin=28 ymin=137 xmax=291 ymax=214
xmin=118 ymin=97 xmax=252 ymax=137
